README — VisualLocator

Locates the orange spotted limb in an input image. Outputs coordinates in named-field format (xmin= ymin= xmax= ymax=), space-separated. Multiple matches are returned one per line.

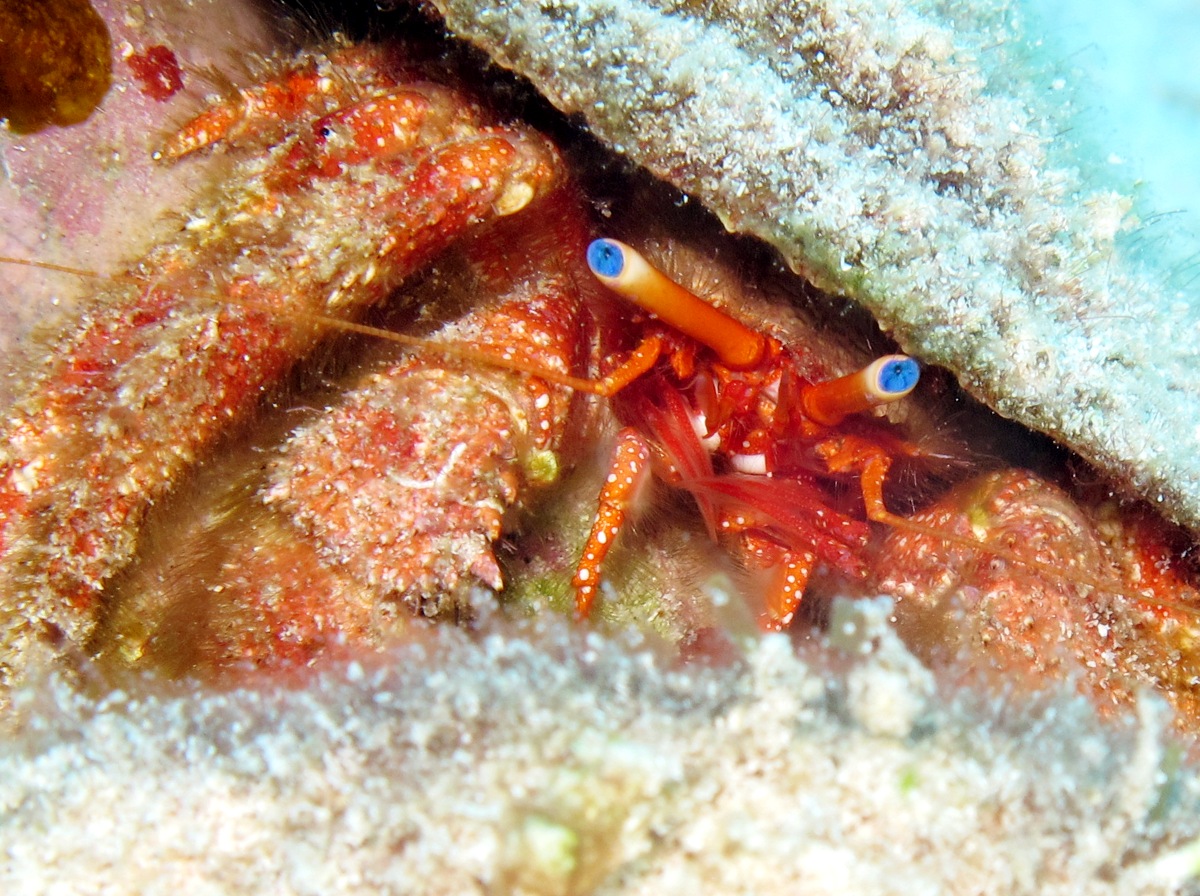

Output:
xmin=762 ymin=550 xmax=817 ymax=631
xmin=720 ymin=513 xmax=818 ymax=632
xmin=573 ymin=428 xmax=653 ymax=619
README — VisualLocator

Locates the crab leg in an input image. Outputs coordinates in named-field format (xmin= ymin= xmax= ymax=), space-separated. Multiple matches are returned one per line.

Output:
xmin=267 ymin=194 xmax=589 ymax=616
xmin=0 ymin=46 xmax=559 ymax=695
xmin=94 ymin=188 xmax=592 ymax=672
xmin=732 ymin=524 xmax=818 ymax=632
xmin=762 ymin=550 xmax=817 ymax=631
xmin=573 ymin=429 xmax=654 ymax=619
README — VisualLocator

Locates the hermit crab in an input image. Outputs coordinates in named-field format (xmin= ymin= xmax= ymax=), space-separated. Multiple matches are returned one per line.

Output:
xmin=2 ymin=33 xmax=1199 ymax=737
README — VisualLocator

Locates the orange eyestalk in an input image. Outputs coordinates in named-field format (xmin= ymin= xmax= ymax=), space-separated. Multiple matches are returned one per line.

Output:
xmin=587 ymin=238 xmax=767 ymax=369
xmin=801 ymin=354 xmax=920 ymax=426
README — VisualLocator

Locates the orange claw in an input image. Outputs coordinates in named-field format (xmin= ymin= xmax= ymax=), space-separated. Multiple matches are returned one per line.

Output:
xmin=308 ymin=91 xmax=435 ymax=174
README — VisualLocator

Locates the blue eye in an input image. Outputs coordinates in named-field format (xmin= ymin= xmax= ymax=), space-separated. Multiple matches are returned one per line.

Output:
xmin=587 ymin=238 xmax=625 ymax=278
xmin=878 ymin=357 xmax=919 ymax=395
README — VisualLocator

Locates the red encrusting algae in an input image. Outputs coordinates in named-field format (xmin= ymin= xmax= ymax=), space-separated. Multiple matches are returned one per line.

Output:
xmin=126 ymin=45 xmax=184 ymax=101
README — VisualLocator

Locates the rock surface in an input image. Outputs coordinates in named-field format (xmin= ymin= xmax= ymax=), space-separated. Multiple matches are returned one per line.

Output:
xmin=431 ymin=0 xmax=1200 ymax=533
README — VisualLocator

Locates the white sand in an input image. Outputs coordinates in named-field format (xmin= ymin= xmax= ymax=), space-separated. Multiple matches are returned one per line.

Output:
xmin=2 ymin=599 xmax=1197 ymax=895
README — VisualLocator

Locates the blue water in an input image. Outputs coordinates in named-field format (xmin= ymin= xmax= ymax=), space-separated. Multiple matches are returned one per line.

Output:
xmin=1031 ymin=0 xmax=1200 ymax=278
